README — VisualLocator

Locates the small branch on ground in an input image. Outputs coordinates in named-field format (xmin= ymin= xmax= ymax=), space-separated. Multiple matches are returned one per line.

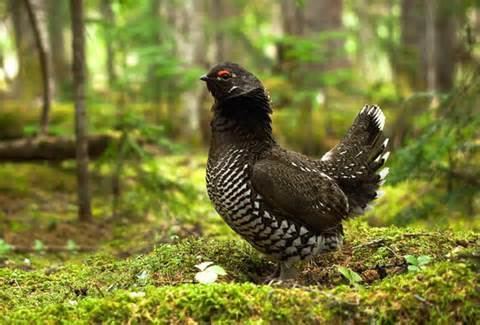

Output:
xmin=11 ymin=245 xmax=96 ymax=253
xmin=353 ymin=238 xmax=387 ymax=250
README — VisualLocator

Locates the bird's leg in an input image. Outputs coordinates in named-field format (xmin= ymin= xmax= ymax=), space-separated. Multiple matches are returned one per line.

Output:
xmin=263 ymin=263 xmax=280 ymax=284
xmin=279 ymin=262 xmax=298 ymax=281
xmin=264 ymin=262 xmax=298 ymax=284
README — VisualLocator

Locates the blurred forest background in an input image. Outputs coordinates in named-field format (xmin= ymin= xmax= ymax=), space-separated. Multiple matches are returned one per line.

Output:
xmin=0 ymin=0 xmax=479 ymax=253
xmin=0 ymin=1 xmax=479 ymax=322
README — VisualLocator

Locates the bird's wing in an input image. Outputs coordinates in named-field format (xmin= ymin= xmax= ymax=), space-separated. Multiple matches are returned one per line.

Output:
xmin=251 ymin=154 xmax=349 ymax=233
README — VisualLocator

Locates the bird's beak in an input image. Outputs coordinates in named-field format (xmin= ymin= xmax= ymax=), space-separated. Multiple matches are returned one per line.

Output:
xmin=200 ymin=74 xmax=208 ymax=82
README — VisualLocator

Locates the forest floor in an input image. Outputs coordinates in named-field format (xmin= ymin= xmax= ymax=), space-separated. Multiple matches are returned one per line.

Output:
xmin=0 ymin=156 xmax=479 ymax=323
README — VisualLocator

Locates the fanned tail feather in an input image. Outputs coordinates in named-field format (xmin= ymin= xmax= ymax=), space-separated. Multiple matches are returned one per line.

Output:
xmin=317 ymin=105 xmax=390 ymax=215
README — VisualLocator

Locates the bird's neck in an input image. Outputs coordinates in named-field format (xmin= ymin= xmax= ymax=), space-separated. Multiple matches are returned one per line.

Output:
xmin=210 ymin=89 xmax=275 ymax=147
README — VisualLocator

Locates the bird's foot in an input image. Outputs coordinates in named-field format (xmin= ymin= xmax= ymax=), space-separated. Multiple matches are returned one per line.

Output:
xmin=263 ymin=262 xmax=298 ymax=285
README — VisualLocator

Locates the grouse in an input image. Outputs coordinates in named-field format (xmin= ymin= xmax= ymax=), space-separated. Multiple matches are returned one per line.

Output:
xmin=201 ymin=62 xmax=389 ymax=280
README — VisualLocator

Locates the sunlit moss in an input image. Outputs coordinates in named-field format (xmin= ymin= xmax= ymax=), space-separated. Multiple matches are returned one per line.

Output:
xmin=1 ymin=226 xmax=478 ymax=323
xmin=2 ymin=261 xmax=478 ymax=323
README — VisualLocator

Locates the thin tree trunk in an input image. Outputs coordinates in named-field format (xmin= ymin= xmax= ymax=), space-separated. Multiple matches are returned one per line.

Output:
xmin=425 ymin=0 xmax=436 ymax=91
xmin=147 ymin=0 xmax=163 ymax=121
xmin=212 ymin=0 xmax=237 ymax=62
xmin=23 ymin=0 xmax=51 ymax=135
xmin=397 ymin=0 xmax=427 ymax=93
xmin=111 ymin=132 xmax=127 ymax=218
xmin=9 ymin=0 xmax=39 ymax=100
xmin=70 ymin=0 xmax=92 ymax=222
xmin=399 ymin=0 xmax=457 ymax=93
xmin=100 ymin=0 xmax=116 ymax=87
xmin=47 ymin=0 xmax=71 ymax=97
xmin=212 ymin=0 xmax=226 ymax=61
xmin=280 ymin=0 xmax=345 ymax=154
xmin=434 ymin=1 xmax=457 ymax=92
xmin=175 ymin=0 xmax=206 ymax=138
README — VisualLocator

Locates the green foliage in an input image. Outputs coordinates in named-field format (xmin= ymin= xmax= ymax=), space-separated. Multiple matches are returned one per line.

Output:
xmin=383 ymin=71 xmax=480 ymax=227
xmin=96 ymin=113 xmax=194 ymax=217
xmin=337 ymin=266 xmax=362 ymax=286
xmin=33 ymin=240 xmax=44 ymax=252
xmin=194 ymin=262 xmax=227 ymax=284
xmin=66 ymin=240 xmax=78 ymax=252
xmin=0 ymin=239 xmax=12 ymax=257
xmin=404 ymin=255 xmax=432 ymax=272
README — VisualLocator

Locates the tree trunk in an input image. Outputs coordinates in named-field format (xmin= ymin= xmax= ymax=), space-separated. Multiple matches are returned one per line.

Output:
xmin=277 ymin=0 xmax=304 ymax=76
xmin=146 ymin=0 xmax=163 ymax=120
xmin=434 ymin=1 xmax=457 ymax=92
xmin=9 ymin=0 xmax=39 ymax=100
xmin=305 ymin=0 xmax=345 ymax=139
xmin=280 ymin=0 xmax=345 ymax=154
xmin=304 ymin=0 xmax=345 ymax=72
xmin=390 ymin=0 xmax=460 ymax=148
xmin=398 ymin=0 xmax=426 ymax=92
xmin=23 ymin=0 xmax=51 ymax=135
xmin=47 ymin=0 xmax=71 ymax=97
xmin=100 ymin=0 xmax=117 ymax=87
xmin=175 ymin=0 xmax=208 ymax=139
xmin=70 ymin=0 xmax=92 ymax=222
xmin=398 ymin=0 xmax=458 ymax=93
xmin=212 ymin=0 xmax=237 ymax=62
xmin=425 ymin=0 xmax=436 ymax=91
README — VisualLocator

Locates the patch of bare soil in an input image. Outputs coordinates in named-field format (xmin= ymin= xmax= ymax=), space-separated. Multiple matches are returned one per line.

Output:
xmin=4 ymin=220 xmax=111 ymax=250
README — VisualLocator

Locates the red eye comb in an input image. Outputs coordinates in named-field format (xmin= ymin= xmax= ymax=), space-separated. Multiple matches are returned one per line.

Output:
xmin=217 ymin=70 xmax=231 ymax=78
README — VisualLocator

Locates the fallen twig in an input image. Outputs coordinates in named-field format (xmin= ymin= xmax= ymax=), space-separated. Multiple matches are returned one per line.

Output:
xmin=11 ymin=246 xmax=96 ymax=253
xmin=414 ymin=294 xmax=434 ymax=306
xmin=401 ymin=233 xmax=437 ymax=238
xmin=353 ymin=238 xmax=387 ymax=250
xmin=384 ymin=246 xmax=401 ymax=258
xmin=94 ymin=282 xmax=105 ymax=297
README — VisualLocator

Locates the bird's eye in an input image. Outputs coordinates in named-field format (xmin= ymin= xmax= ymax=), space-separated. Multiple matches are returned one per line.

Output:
xmin=217 ymin=70 xmax=232 ymax=79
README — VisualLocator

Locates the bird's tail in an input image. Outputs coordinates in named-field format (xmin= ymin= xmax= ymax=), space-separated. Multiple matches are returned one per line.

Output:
xmin=317 ymin=105 xmax=390 ymax=215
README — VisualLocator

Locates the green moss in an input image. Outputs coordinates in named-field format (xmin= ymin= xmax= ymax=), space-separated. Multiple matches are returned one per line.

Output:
xmin=1 ymin=227 xmax=478 ymax=323
xmin=2 ymin=262 xmax=478 ymax=324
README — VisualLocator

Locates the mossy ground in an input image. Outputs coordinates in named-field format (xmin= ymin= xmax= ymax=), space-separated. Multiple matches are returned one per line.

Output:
xmin=0 ymin=156 xmax=479 ymax=323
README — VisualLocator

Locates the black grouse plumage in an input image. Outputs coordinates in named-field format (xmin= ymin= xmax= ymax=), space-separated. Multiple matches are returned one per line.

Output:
xmin=201 ymin=62 xmax=389 ymax=279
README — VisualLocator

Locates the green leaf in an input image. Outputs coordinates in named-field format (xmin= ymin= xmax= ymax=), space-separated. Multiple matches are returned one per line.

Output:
xmin=194 ymin=262 xmax=227 ymax=283
xmin=337 ymin=266 xmax=362 ymax=284
xmin=66 ymin=240 xmax=77 ymax=252
xmin=33 ymin=240 xmax=44 ymax=252
xmin=207 ymin=265 xmax=227 ymax=276
xmin=195 ymin=270 xmax=218 ymax=284
xmin=404 ymin=255 xmax=418 ymax=266
xmin=408 ymin=265 xmax=419 ymax=272
xmin=417 ymin=255 xmax=432 ymax=266
xmin=136 ymin=270 xmax=150 ymax=283
xmin=194 ymin=261 xmax=213 ymax=271
xmin=0 ymin=239 xmax=12 ymax=256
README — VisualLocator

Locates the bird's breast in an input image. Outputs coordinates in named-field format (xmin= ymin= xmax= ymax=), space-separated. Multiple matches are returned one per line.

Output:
xmin=206 ymin=148 xmax=253 ymax=221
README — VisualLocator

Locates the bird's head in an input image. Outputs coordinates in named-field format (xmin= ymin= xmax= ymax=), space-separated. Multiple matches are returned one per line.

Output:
xmin=200 ymin=62 xmax=265 ymax=102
